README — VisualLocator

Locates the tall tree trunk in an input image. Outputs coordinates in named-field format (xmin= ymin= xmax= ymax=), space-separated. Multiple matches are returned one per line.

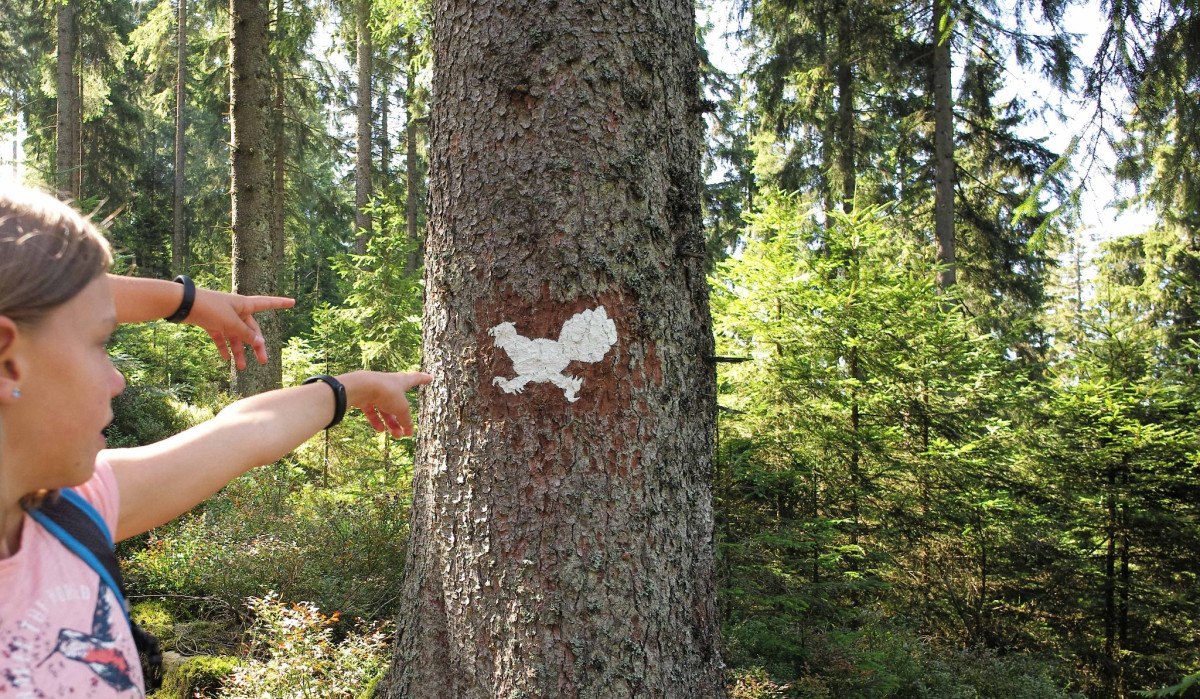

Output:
xmin=848 ymin=343 xmax=862 ymax=601
xmin=975 ymin=508 xmax=989 ymax=644
xmin=1102 ymin=464 xmax=1118 ymax=698
xmin=1072 ymin=233 xmax=1085 ymax=345
xmin=835 ymin=0 xmax=855 ymax=215
xmin=173 ymin=0 xmax=189 ymax=275
xmin=380 ymin=51 xmax=391 ymax=179
xmin=404 ymin=34 xmax=423 ymax=273
xmin=816 ymin=0 xmax=833 ymax=221
xmin=1117 ymin=457 xmax=1131 ymax=698
xmin=932 ymin=0 xmax=956 ymax=290
xmin=230 ymin=0 xmax=280 ymax=395
xmin=55 ymin=0 xmax=80 ymax=199
xmin=381 ymin=0 xmax=726 ymax=695
xmin=9 ymin=104 xmax=17 ymax=179
xmin=354 ymin=0 xmax=373 ymax=255
xmin=270 ymin=0 xmax=286 ymax=286
xmin=811 ymin=460 xmax=820 ymax=585
xmin=1175 ymin=205 xmax=1200 ymax=374
xmin=843 ymin=0 xmax=862 ymax=579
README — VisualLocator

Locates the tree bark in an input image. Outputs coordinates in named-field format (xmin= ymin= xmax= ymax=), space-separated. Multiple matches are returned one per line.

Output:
xmin=354 ymin=0 xmax=373 ymax=255
xmin=404 ymin=34 xmax=422 ymax=274
xmin=381 ymin=0 xmax=726 ymax=696
xmin=381 ymin=50 xmax=391 ymax=180
xmin=848 ymin=342 xmax=862 ymax=603
xmin=816 ymin=0 xmax=833 ymax=220
xmin=932 ymin=0 xmax=956 ymax=290
xmin=173 ymin=0 xmax=189 ymax=275
xmin=230 ymin=0 xmax=281 ymax=395
xmin=9 ymin=105 xmax=17 ymax=179
xmin=270 ymin=0 xmax=286 ymax=286
xmin=835 ymin=0 xmax=855 ymax=215
xmin=55 ymin=0 xmax=80 ymax=199
xmin=1102 ymin=464 xmax=1118 ymax=698
xmin=1118 ymin=463 xmax=1130 ymax=698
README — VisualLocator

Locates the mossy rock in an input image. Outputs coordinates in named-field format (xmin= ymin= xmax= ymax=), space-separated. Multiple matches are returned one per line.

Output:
xmin=130 ymin=600 xmax=176 ymax=646
xmin=150 ymin=654 xmax=238 ymax=699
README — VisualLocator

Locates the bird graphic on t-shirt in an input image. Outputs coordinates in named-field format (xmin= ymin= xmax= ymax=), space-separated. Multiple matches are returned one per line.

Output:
xmin=490 ymin=306 xmax=618 ymax=402
xmin=38 ymin=580 xmax=140 ymax=694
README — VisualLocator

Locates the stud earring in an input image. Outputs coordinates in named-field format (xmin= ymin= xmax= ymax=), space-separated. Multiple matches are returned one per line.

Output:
xmin=11 ymin=388 xmax=20 ymax=399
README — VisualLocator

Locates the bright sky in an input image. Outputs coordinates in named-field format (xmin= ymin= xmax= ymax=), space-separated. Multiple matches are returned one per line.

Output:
xmin=697 ymin=0 xmax=1159 ymax=252
xmin=1007 ymin=1 xmax=1159 ymax=245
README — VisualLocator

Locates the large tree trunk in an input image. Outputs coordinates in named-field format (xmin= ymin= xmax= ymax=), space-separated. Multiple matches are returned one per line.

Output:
xmin=354 ymin=0 xmax=373 ymax=255
xmin=55 ymin=0 xmax=80 ymax=199
xmin=230 ymin=0 xmax=281 ymax=395
xmin=403 ymin=34 xmax=422 ymax=274
xmin=173 ymin=0 xmax=189 ymax=275
xmin=381 ymin=0 xmax=726 ymax=696
xmin=931 ymin=0 xmax=956 ymax=290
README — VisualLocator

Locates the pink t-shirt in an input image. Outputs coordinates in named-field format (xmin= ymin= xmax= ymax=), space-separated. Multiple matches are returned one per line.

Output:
xmin=0 ymin=460 xmax=145 ymax=697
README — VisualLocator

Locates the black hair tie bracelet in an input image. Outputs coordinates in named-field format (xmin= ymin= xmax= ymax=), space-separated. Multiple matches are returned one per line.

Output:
xmin=165 ymin=275 xmax=196 ymax=323
xmin=303 ymin=374 xmax=347 ymax=430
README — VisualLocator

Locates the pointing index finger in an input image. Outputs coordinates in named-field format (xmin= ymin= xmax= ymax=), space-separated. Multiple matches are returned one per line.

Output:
xmin=247 ymin=295 xmax=296 ymax=313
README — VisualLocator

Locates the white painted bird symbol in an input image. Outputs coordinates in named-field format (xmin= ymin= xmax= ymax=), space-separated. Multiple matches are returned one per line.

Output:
xmin=490 ymin=306 xmax=618 ymax=402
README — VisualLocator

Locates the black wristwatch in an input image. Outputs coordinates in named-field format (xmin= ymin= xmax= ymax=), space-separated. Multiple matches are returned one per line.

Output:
xmin=303 ymin=374 xmax=347 ymax=430
xmin=165 ymin=275 xmax=195 ymax=323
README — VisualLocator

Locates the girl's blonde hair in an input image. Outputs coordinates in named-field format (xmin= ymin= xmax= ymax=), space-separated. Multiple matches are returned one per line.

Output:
xmin=1 ymin=185 xmax=114 ymax=326
xmin=1 ymin=185 xmax=114 ymax=508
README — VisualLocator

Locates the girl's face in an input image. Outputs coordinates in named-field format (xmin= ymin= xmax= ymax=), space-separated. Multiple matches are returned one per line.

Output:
xmin=3 ymin=275 xmax=125 ymax=492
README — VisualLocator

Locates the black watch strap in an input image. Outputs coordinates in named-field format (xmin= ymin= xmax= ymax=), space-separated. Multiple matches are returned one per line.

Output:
xmin=304 ymin=374 xmax=347 ymax=430
xmin=165 ymin=275 xmax=195 ymax=323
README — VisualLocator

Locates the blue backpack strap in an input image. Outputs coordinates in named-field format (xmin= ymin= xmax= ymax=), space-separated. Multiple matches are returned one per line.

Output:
xmin=26 ymin=489 xmax=131 ymax=622
xmin=58 ymin=489 xmax=114 ymax=547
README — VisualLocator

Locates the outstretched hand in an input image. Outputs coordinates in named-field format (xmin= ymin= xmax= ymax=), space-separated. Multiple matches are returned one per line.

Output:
xmin=187 ymin=289 xmax=296 ymax=370
xmin=342 ymin=370 xmax=434 ymax=438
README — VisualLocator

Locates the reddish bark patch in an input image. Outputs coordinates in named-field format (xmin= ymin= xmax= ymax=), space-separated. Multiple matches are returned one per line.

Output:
xmin=475 ymin=285 xmax=662 ymax=426
xmin=472 ymin=285 xmax=667 ymax=646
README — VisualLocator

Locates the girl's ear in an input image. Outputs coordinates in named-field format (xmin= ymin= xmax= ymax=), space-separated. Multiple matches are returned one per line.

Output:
xmin=0 ymin=316 xmax=22 ymax=404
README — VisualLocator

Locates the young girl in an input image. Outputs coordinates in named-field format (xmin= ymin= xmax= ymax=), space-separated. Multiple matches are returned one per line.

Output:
xmin=0 ymin=185 xmax=431 ymax=694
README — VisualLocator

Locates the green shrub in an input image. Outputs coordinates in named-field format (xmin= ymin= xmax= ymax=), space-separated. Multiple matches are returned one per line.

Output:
xmin=106 ymin=384 xmax=195 ymax=448
xmin=221 ymin=593 xmax=390 ymax=699
xmin=889 ymin=641 xmax=1080 ymax=699
xmin=723 ymin=616 xmax=1081 ymax=699
xmin=729 ymin=667 xmax=793 ymax=699
xmin=124 ymin=461 xmax=412 ymax=623
xmin=108 ymin=320 xmax=235 ymax=405
xmin=1138 ymin=672 xmax=1200 ymax=697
